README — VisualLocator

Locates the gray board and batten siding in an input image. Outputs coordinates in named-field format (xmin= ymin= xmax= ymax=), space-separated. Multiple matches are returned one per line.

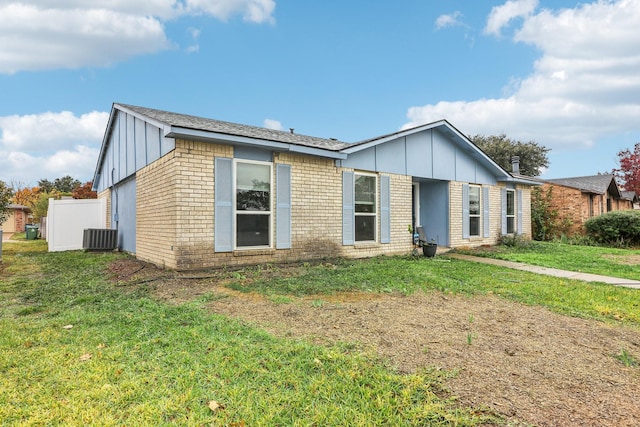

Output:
xmin=93 ymin=107 xmax=174 ymax=253
xmin=337 ymin=127 xmax=498 ymax=185
xmin=94 ymin=109 xmax=175 ymax=193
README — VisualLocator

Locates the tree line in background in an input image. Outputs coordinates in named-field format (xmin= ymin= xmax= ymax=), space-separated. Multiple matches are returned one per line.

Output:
xmin=0 ymin=175 xmax=96 ymax=226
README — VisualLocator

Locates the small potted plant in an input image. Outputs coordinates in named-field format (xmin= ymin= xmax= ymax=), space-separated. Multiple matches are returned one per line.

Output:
xmin=422 ymin=239 xmax=437 ymax=258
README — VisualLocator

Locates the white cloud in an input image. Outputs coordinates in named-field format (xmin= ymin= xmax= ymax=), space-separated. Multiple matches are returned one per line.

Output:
xmin=484 ymin=0 xmax=538 ymax=36
xmin=263 ymin=119 xmax=283 ymax=131
xmin=186 ymin=27 xmax=201 ymax=53
xmin=0 ymin=0 xmax=276 ymax=74
xmin=0 ymin=111 xmax=108 ymax=184
xmin=435 ymin=11 xmax=464 ymax=30
xmin=405 ymin=0 xmax=640 ymax=155
xmin=186 ymin=0 xmax=275 ymax=23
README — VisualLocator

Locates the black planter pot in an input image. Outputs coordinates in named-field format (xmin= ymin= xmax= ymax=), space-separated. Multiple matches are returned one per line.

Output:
xmin=422 ymin=243 xmax=437 ymax=257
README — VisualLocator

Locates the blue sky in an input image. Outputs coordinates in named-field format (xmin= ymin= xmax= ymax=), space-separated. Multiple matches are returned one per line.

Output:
xmin=1 ymin=0 xmax=639 ymax=187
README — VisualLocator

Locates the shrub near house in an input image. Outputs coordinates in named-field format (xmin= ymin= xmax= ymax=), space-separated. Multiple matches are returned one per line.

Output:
xmin=584 ymin=210 xmax=640 ymax=246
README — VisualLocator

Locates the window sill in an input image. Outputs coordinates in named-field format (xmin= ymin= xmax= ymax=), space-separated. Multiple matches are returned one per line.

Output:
xmin=353 ymin=242 xmax=380 ymax=249
xmin=233 ymin=248 xmax=276 ymax=257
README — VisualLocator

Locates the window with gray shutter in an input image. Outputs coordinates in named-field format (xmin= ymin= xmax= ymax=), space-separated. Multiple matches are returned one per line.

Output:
xmin=342 ymin=171 xmax=354 ymax=245
xmin=214 ymin=157 xmax=233 ymax=252
xmin=462 ymin=184 xmax=470 ymax=238
xmin=483 ymin=186 xmax=490 ymax=238
xmin=276 ymin=164 xmax=291 ymax=249
xmin=380 ymin=175 xmax=390 ymax=244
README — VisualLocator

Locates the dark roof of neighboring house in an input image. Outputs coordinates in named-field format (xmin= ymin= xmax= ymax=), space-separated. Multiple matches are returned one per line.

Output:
xmin=118 ymin=104 xmax=350 ymax=151
xmin=545 ymin=174 xmax=622 ymax=197
xmin=8 ymin=204 xmax=31 ymax=211
xmin=621 ymin=190 xmax=639 ymax=202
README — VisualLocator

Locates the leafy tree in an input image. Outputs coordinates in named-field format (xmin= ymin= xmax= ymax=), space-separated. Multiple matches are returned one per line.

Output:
xmin=0 ymin=181 xmax=13 ymax=226
xmin=612 ymin=143 xmax=640 ymax=193
xmin=53 ymin=175 xmax=81 ymax=193
xmin=12 ymin=187 xmax=41 ymax=207
xmin=37 ymin=176 xmax=82 ymax=194
xmin=470 ymin=134 xmax=550 ymax=177
xmin=531 ymin=186 xmax=572 ymax=241
xmin=72 ymin=182 xmax=97 ymax=199
xmin=31 ymin=191 xmax=62 ymax=223
xmin=38 ymin=179 xmax=54 ymax=193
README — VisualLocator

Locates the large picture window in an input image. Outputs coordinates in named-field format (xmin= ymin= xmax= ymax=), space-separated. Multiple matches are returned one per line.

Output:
xmin=235 ymin=160 xmax=271 ymax=248
xmin=506 ymin=189 xmax=516 ymax=234
xmin=468 ymin=185 xmax=481 ymax=237
xmin=354 ymin=173 xmax=377 ymax=242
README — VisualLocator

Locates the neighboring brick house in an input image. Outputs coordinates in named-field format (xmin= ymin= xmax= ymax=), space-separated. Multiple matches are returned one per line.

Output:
xmin=0 ymin=204 xmax=32 ymax=234
xmin=542 ymin=174 xmax=631 ymax=235
xmin=621 ymin=191 xmax=640 ymax=210
xmin=92 ymin=104 xmax=539 ymax=270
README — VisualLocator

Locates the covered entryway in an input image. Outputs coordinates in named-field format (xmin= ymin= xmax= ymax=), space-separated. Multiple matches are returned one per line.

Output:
xmin=412 ymin=179 xmax=449 ymax=247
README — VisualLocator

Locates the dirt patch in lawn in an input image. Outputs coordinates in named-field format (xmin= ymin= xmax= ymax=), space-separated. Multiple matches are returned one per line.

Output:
xmin=602 ymin=253 xmax=640 ymax=266
xmin=109 ymin=258 xmax=640 ymax=427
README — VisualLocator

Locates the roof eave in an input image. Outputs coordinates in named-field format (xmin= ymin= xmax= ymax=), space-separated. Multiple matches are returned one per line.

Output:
xmin=167 ymin=127 xmax=347 ymax=160
xmin=91 ymin=104 xmax=118 ymax=191
xmin=498 ymin=175 xmax=543 ymax=186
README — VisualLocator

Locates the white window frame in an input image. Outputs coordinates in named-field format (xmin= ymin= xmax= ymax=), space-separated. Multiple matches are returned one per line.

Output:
xmin=468 ymin=184 xmax=481 ymax=237
xmin=233 ymin=159 xmax=273 ymax=250
xmin=354 ymin=172 xmax=378 ymax=243
xmin=506 ymin=189 xmax=516 ymax=234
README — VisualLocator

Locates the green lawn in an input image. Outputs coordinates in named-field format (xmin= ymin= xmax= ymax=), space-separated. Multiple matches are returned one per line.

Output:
xmin=1 ymin=240 xmax=639 ymax=426
xmin=227 ymin=250 xmax=640 ymax=327
xmin=453 ymin=240 xmax=640 ymax=281
xmin=0 ymin=241 xmax=494 ymax=426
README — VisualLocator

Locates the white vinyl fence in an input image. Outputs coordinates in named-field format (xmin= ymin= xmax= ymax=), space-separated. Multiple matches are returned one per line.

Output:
xmin=47 ymin=198 xmax=106 ymax=252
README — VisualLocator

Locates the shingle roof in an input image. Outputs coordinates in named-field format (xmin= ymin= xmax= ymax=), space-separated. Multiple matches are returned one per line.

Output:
xmin=621 ymin=190 xmax=638 ymax=201
xmin=117 ymin=103 xmax=350 ymax=151
xmin=8 ymin=204 xmax=30 ymax=211
xmin=546 ymin=174 xmax=620 ymax=195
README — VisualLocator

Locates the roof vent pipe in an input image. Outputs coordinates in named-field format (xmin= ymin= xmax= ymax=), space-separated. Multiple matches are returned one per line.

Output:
xmin=511 ymin=156 xmax=520 ymax=174
xmin=289 ymin=128 xmax=294 ymax=134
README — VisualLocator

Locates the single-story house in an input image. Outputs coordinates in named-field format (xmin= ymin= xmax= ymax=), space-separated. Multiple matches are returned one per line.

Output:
xmin=541 ymin=174 xmax=632 ymax=235
xmin=92 ymin=103 xmax=539 ymax=270
xmin=0 ymin=204 xmax=32 ymax=234
xmin=621 ymin=190 xmax=640 ymax=210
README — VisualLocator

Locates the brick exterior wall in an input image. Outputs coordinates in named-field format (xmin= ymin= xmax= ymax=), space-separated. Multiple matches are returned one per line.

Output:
xmin=98 ymin=189 xmax=111 ymax=229
xmin=1 ymin=209 xmax=29 ymax=233
xmin=449 ymin=181 xmax=532 ymax=248
xmin=111 ymin=138 xmax=533 ymax=269
xmin=542 ymin=183 xmax=632 ymax=235
xmin=127 ymin=140 xmax=415 ymax=269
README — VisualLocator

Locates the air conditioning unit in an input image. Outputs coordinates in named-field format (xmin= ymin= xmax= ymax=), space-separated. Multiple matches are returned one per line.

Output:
xmin=83 ymin=228 xmax=118 ymax=251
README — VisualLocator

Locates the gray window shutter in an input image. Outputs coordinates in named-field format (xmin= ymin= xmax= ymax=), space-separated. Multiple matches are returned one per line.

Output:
xmin=276 ymin=164 xmax=291 ymax=249
xmin=483 ymin=186 xmax=490 ymax=238
xmin=517 ymin=189 xmax=523 ymax=234
xmin=380 ymin=175 xmax=391 ymax=244
xmin=342 ymin=171 xmax=354 ymax=245
xmin=501 ymin=188 xmax=508 ymax=235
xmin=214 ymin=157 xmax=233 ymax=252
xmin=462 ymin=184 xmax=470 ymax=239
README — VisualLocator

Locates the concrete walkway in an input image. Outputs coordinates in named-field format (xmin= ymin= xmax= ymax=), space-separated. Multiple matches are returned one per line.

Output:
xmin=447 ymin=253 xmax=640 ymax=290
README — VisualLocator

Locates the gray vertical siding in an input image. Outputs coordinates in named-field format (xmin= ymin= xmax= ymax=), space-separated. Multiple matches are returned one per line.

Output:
xmin=96 ymin=110 xmax=176 ymax=192
xmin=339 ymin=129 xmax=498 ymax=185
xmin=113 ymin=177 xmax=136 ymax=253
